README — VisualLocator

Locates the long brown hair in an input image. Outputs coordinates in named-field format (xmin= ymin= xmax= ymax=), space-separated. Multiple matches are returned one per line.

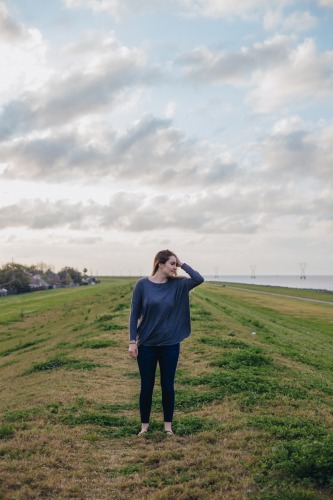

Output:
xmin=152 ymin=249 xmax=176 ymax=276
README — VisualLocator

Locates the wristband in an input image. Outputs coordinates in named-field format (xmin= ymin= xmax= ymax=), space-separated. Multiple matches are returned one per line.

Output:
xmin=129 ymin=340 xmax=137 ymax=344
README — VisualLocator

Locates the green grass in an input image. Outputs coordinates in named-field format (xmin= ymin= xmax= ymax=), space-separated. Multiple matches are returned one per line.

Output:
xmin=25 ymin=356 xmax=103 ymax=373
xmin=0 ymin=278 xmax=332 ymax=499
xmin=0 ymin=424 xmax=15 ymax=440
xmin=213 ymin=281 xmax=333 ymax=303
xmin=0 ymin=339 xmax=46 ymax=356
xmin=258 ymin=434 xmax=333 ymax=487
xmin=75 ymin=339 xmax=118 ymax=349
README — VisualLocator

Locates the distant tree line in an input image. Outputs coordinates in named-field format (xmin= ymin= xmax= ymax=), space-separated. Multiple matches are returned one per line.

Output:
xmin=0 ymin=262 xmax=96 ymax=294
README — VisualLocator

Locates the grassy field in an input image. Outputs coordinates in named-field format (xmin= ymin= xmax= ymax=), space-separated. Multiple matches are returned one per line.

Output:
xmin=0 ymin=279 xmax=332 ymax=499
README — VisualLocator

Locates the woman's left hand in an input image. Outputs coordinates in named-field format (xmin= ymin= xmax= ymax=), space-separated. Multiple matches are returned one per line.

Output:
xmin=175 ymin=255 xmax=183 ymax=267
xmin=128 ymin=343 xmax=138 ymax=360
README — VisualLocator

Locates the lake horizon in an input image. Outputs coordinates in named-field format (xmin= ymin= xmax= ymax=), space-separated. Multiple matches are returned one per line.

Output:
xmin=204 ymin=275 xmax=333 ymax=292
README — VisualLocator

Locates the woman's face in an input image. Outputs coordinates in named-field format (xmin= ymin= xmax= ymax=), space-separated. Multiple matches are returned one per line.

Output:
xmin=160 ymin=255 xmax=177 ymax=277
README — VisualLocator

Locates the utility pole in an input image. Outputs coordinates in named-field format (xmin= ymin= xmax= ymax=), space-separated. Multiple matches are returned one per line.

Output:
xmin=299 ymin=263 xmax=307 ymax=280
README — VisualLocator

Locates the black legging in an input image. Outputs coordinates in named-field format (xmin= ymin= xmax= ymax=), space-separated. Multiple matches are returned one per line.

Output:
xmin=137 ymin=343 xmax=180 ymax=423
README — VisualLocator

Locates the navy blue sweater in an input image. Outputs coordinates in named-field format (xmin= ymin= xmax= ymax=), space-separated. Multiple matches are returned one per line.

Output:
xmin=129 ymin=263 xmax=204 ymax=346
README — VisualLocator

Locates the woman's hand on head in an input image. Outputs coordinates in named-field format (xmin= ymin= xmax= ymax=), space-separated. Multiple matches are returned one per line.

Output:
xmin=175 ymin=255 xmax=183 ymax=267
xmin=128 ymin=342 xmax=138 ymax=360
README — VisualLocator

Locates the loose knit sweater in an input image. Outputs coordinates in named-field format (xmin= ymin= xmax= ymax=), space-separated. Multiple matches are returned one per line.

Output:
xmin=129 ymin=263 xmax=204 ymax=346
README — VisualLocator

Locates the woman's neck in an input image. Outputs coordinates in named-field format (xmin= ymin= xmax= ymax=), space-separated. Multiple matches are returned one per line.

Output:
xmin=149 ymin=270 xmax=168 ymax=283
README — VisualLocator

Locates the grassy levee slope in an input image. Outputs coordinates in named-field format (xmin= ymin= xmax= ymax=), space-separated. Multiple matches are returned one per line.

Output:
xmin=0 ymin=280 xmax=333 ymax=499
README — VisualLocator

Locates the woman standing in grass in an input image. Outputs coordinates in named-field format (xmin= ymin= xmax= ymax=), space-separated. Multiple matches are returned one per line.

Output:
xmin=128 ymin=250 xmax=204 ymax=436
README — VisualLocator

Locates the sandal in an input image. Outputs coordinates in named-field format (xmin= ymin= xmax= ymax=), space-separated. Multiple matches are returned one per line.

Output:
xmin=165 ymin=430 xmax=174 ymax=435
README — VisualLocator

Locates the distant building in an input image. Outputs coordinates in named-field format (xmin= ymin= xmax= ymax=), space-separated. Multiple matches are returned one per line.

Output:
xmin=81 ymin=276 xmax=96 ymax=285
xmin=27 ymin=273 xmax=51 ymax=290
xmin=45 ymin=271 xmax=62 ymax=288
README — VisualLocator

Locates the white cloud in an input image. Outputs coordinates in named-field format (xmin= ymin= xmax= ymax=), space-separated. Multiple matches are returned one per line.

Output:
xmin=179 ymin=0 xmax=292 ymax=19
xmin=0 ymin=33 xmax=154 ymax=139
xmin=263 ymin=10 xmax=283 ymax=30
xmin=318 ymin=0 xmax=333 ymax=6
xmin=2 ymin=106 xmax=332 ymax=234
xmin=62 ymin=0 xmax=172 ymax=18
xmin=0 ymin=115 xmax=238 ymax=187
xmin=177 ymin=36 xmax=333 ymax=113
xmin=63 ymin=0 xmax=333 ymax=20
xmin=66 ymin=236 xmax=104 ymax=245
xmin=260 ymin=118 xmax=333 ymax=185
xmin=0 ymin=192 xmax=268 ymax=233
xmin=165 ymin=100 xmax=176 ymax=118
xmin=177 ymin=35 xmax=291 ymax=85
xmin=0 ymin=2 xmax=26 ymax=41
xmin=283 ymin=11 xmax=318 ymax=32
xmin=264 ymin=9 xmax=318 ymax=32
xmin=0 ymin=199 xmax=90 ymax=230
xmin=62 ymin=0 xmax=297 ymax=19
xmin=1 ymin=181 xmax=331 ymax=236
xmin=271 ymin=115 xmax=304 ymax=135
xmin=248 ymin=38 xmax=333 ymax=112
xmin=63 ymin=0 xmax=124 ymax=15
xmin=0 ymin=5 xmax=50 ymax=104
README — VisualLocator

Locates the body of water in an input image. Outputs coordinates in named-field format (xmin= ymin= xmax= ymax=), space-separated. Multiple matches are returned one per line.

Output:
xmin=204 ymin=275 xmax=333 ymax=292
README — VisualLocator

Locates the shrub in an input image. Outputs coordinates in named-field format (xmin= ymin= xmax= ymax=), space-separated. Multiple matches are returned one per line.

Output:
xmin=0 ymin=339 xmax=45 ymax=357
xmin=95 ymin=313 xmax=114 ymax=322
xmin=212 ymin=348 xmax=272 ymax=369
xmin=0 ymin=424 xmax=15 ymax=439
xmin=249 ymin=416 xmax=326 ymax=440
xmin=97 ymin=323 xmax=124 ymax=331
xmin=174 ymin=416 xmax=221 ymax=436
xmin=76 ymin=340 xmax=117 ymax=349
xmin=269 ymin=434 xmax=333 ymax=486
xmin=25 ymin=357 xmax=102 ymax=373
xmin=198 ymin=336 xmax=249 ymax=349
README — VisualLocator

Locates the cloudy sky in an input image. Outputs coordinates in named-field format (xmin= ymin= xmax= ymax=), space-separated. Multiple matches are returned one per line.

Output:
xmin=1 ymin=0 xmax=332 ymax=276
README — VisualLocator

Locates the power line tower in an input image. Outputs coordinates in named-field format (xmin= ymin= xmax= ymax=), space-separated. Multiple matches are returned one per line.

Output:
xmin=299 ymin=262 xmax=307 ymax=280
xmin=214 ymin=267 xmax=219 ymax=278
xmin=250 ymin=265 xmax=256 ymax=279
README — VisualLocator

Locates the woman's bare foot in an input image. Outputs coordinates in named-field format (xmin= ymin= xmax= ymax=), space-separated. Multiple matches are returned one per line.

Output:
xmin=138 ymin=423 xmax=149 ymax=436
xmin=164 ymin=422 xmax=174 ymax=435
